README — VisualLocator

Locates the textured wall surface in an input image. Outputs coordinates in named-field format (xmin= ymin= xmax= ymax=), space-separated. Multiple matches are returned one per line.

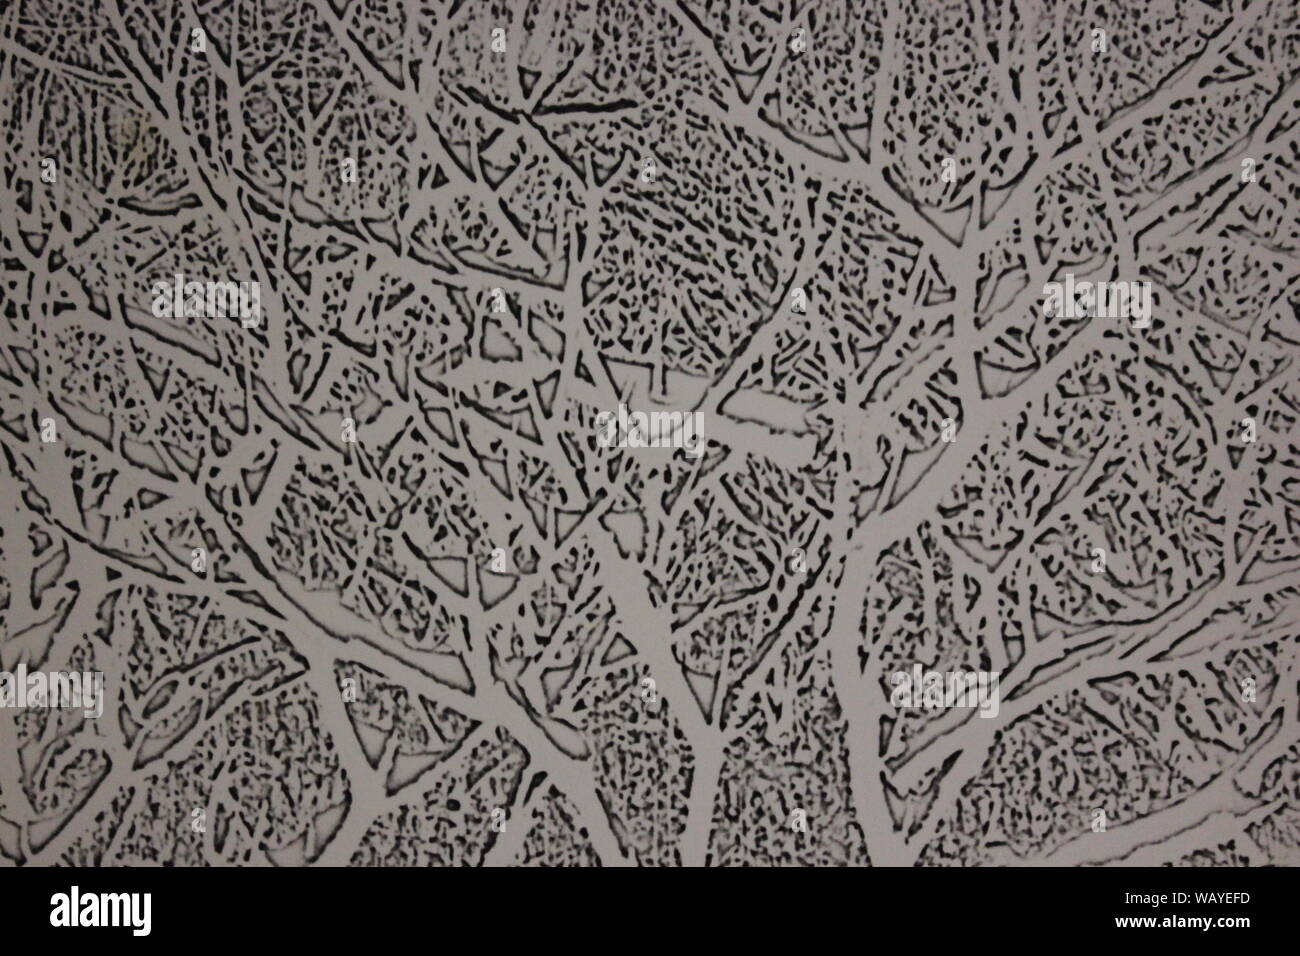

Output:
xmin=1 ymin=0 xmax=1299 ymax=867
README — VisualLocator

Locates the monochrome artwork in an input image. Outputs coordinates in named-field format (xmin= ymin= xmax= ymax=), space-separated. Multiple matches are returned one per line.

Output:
xmin=1 ymin=0 xmax=1299 ymax=867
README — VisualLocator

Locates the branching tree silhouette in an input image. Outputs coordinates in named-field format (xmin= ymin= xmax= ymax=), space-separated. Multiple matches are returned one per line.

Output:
xmin=1 ymin=0 xmax=1298 ymax=866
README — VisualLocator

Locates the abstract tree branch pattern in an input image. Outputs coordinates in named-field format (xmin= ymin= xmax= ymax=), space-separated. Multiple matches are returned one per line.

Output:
xmin=1 ymin=0 xmax=1298 ymax=867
